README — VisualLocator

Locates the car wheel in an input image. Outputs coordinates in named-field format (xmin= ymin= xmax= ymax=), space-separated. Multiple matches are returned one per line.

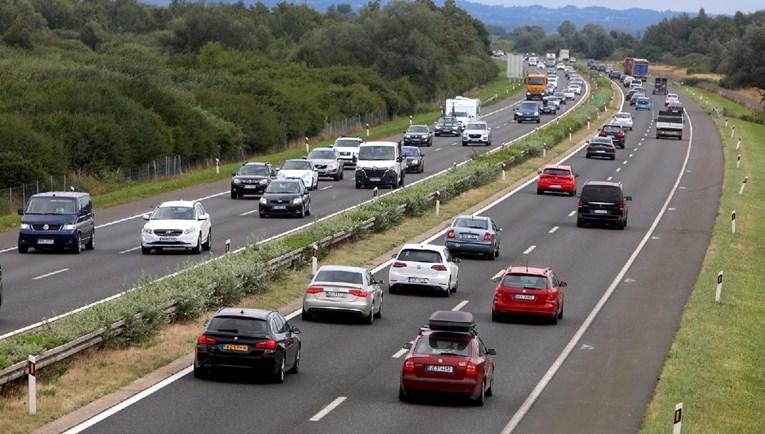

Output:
xmin=486 ymin=379 xmax=493 ymax=397
xmin=355 ymin=182 xmax=362 ymax=189
xmin=193 ymin=364 xmax=209 ymax=379
xmin=610 ymin=156 xmax=616 ymax=160
xmin=86 ymin=231 xmax=95 ymax=250
xmin=488 ymin=249 xmax=496 ymax=261
xmin=492 ymin=310 xmax=500 ymax=322
xmin=305 ymin=202 xmax=311 ymax=216
xmin=399 ymin=386 xmax=408 ymax=402
xmin=451 ymin=278 xmax=458 ymax=293
xmin=301 ymin=309 xmax=312 ymax=321
xmin=473 ymin=381 xmax=486 ymax=406
xmin=365 ymin=305 xmax=375 ymax=325
xmin=442 ymin=280 xmax=451 ymax=297
xmin=299 ymin=204 xmax=306 ymax=218
xmin=388 ymin=285 xmax=397 ymax=294
xmin=550 ymin=312 xmax=559 ymax=325
xmin=558 ymin=303 xmax=564 ymax=320
xmin=375 ymin=297 xmax=383 ymax=318
xmin=617 ymin=220 xmax=626 ymax=230
xmin=537 ymin=188 xmax=544 ymax=195
xmin=18 ymin=245 xmax=28 ymax=254
xmin=569 ymin=189 xmax=576 ymax=197
xmin=576 ymin=218 xmax=584 ymax=228
xmin=141 ymin=246 xmax=151 ymax=255
xmin=536 ymin=119 xmax=540 ymax=123
xmin=230 ymin=191 xmax=237 ymax=199
xmin=340 ymin=171 xmax=344 ymax=180
xmin=420 ymin=164 xmax=425 ymax=174
xmin=273 ymin=355 xmax=286 ymax=384
xmin=462 ymin=141 xmax=467 ymax=146
xmin=192 ymin=235 xmax=202 ymax=254
xmin=260 ymin=213 xmax=267 ymax=218
xmin=288 ymin=345 xmax=300 ymax=374
xmin=399 ymin=174 xmax=405 ymax=187
xmin=202 ymin=230 xmax=211 ymax=251
xmin=73 ymin=233 xmax=83 ymax=254
xmin=585 ymin=154 xmax=591 ymax=159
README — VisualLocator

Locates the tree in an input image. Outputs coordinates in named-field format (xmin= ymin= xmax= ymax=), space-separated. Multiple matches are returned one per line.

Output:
xmin=80 ymin=19 xmax=106 ymax=50
xmin=557 ymin=20 xmax=576 ymax=44
xmin=2 ymin=16 xmax=34 ymax=49
xmin=722 ymin=22 xmax=765 ymax=100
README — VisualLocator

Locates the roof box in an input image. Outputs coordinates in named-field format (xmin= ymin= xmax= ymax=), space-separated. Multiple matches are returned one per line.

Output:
xmin=428 ymin=311 xmax=476 ymax=333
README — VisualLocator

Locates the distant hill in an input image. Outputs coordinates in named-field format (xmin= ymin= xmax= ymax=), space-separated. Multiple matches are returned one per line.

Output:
xmin=139 ymin=0 xmax=691 ymax=35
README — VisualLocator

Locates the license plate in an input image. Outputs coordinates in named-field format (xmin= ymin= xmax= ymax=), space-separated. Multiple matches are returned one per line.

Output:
xmin=594 ymin=209 xmax=608 ymax=214
xmin=596 ymin=150 xmax=605 ymax=153
xmin=223 ymin=344 xmax=248 ymax=352
xmin=369 ymin=177 xmax=381 ymax=182
xmin=159 ymin=237 xmax=176 ymax=241
xmin=514 ymin=294 xmax=535 ymax=300
xmin=37 ymin=239 xmax=54 ymax=245
xmin=462 ymin=234 xmax=478 ymax=240
xmin=408 ymin=277 xmax=428 ymax=284
xmin=550 ymin=185 xmax=561 ymax=189
xmin=427 ymin=365 xmax=453 ymax=373
xmin=273 ymin=205 xmax=286 ymax=210
xmin=244 ymin=185 xmax=257 ymax=189
xmin=324 ymin=291 xmax=345 ymax=298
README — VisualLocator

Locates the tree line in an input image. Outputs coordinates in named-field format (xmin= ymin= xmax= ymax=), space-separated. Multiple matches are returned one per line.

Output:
xmin=0 ymin=0 xmax=498 ymax=187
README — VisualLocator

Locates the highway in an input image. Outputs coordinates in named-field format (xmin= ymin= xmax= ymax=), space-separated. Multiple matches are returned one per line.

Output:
xmin=0 ymin=72 xmax=585 ymax=337
xmin=68 ymin=79 xmax=723 ymax=433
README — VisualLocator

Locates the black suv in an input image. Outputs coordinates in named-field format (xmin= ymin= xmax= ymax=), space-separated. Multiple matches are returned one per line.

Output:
xmin=577 ymin=181 xmax=632 ymax=230
xmin=403 ymin=125 xmax=433 ymax=147
xmin=231 ymin=162 xmax=276 ymax=199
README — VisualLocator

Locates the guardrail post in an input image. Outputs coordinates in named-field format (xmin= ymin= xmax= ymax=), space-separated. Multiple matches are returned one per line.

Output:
xmin=435 ymin=191 xmax=441 ymax=216
xmin=673 ymin=403 xmax=683 ymax=434
xmin=724 ymin=118 xmax=728 ymax=127
xmin=543 ymin=143 xmax=547 ymax=158
xmin=27 ymin=355 xmax=36 ymax=415
xmin=731 ymin=126 xmax=736 ymax=138
xmin=225 ymin=239 xmax=231 ymax=254
xmin=311 ymin=243 xmax=318 ymax=275
xmin=569 ymin=128 xmax=572 ymax=142
xmin=305 ymin=137 xmax=310 ymax=153
xmin=739 ymin=176 xmax=748 ymax=195
xmin=715 ymin=271 xmax=724 ymax=303
xmin=501 ymin=162 xmax=506 ymax=180
xmin=409 ymin=115 xmax=413 ymax=126
xmin=731 ymin=210 xmax=736 ymax=234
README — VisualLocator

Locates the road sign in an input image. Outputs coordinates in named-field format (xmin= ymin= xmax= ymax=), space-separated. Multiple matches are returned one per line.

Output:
xmin=507 ymin=54 xmax=524 ymax=80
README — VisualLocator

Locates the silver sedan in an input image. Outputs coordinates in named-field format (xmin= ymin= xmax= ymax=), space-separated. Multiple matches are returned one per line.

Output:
xmin=302 ymin=265 xmax=384 ymax=324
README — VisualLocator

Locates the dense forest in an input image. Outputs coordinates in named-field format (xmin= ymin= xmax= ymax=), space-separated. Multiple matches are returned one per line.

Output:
xmin=0 ymin=0 xmax=497 ymax=187
xmin=497 ymin=9 xmax=765 ymax=94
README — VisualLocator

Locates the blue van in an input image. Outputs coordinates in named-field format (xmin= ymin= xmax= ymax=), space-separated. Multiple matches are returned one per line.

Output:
xmin=17 ymin=192 xmax=95 ymax=254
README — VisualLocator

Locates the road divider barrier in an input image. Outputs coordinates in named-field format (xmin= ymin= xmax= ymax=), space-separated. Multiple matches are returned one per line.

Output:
xmin=0 ymin=69 xmax=614 ymax=392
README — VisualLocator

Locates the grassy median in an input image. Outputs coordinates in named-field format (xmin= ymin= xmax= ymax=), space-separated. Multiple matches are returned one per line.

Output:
xmin=640 ymin=88 xmax=765 ymax=432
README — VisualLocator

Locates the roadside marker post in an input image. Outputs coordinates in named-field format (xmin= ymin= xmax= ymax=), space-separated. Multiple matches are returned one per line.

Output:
xmin=27 ymin=355 xmax=36 ymax=415
xmin=715 ymin=272 xmax=724 ymax=304
xmin=372 ymin=186 xmax=378 ymax=199
xmin=569 ymin=128 xmax=572 ymax=142
xmin=311 ymin=244 xmax=318 ymax=275
xmin=731 ymin=210 xmax=736 ymax=234
xmin=736 ymin=137 xmax=741 ymax=150
xmin=501 ymin=162 xmax=506 ymax=181
xmin=365 ymin=123 xmax=370 ymax=137
xmin=215 ymin=158 xmax=220 ymax=175
xmin=736 ymin=154 xmax=741 ymax=169
xmin=543 ymin=143 xmax=547 ymax=158
xmin=435 ymin=191 xmax=441 ymax=216
xmin=409 ymin=115 xmax=413 ymax=126
xmin=731 ymin=126 xmax=735 ymax=138
xmin=673 ymin=403 xmax=683 ymax=434
xmin=305 ymin=137 xmax=310 ymax=154
xmin=739 ymin=176 xmax=748 ymax=195
xmin=225 ymin=239 xmax=231 ymax=254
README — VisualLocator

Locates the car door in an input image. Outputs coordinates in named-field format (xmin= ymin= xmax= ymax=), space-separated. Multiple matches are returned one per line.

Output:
xmin=275 ymin=314 xmax=298 ymax=364
xmin=443 ymin=249 xmax=458 ymax=285
xmin=368 ymin=271 xmax=381 ymax=310
xmin=551 ymin=272 xmax=564 ymax=307
xmin=82 ymin=196 xmax=95 ymax=240
xmin=476 ymin=338 xmax=492 ymax=386
xmin=492 ymin=220 xmax=501 ymax=249
xmin=302 ymin=183 xmax=310 ymax=207
xmin=194 ymin=203 xmax=206 ymax=240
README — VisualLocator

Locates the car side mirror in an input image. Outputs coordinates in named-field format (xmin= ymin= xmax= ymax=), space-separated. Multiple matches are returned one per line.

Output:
xmin=198 ymin=214 xmax=209 ymax=221
xmin=391 ymin=254 xmax=398 ymax=260
xmin=403 ymin=342 xmax=412 ymax=350
xmin=559 ymin=281 xmax=568 ymax=287
xmin=487 ymin=348 xmax=497 ymax=356
xmin=453 ymin=258 xmax=461 ymax=264
xmin=397 ymin=157 xmax=402 ymax=163
xmin=625 ymin=196 xmax=633 ymax=201
xmin=231 ymin=172 xmax=236 ymax=176
xmin=17 ymin=208 xmax=24 ymax=215
xmin=142 ymin=213 xmax=151 ymax=220
xmin=308 ymin=273 xmax=315 ymax=281
xmin=313 ymin=167 xmax=319 ymax=171
xmin=329 ymin=144 xmax=334 ymax=148
xmin=575 ymin=174 xmax=580 ymax=178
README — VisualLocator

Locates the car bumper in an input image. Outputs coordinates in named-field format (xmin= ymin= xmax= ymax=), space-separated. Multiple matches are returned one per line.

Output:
xmin=493 ymin=299 xmax=558 ymax=316
xmin=435 ymin=129 xmax=459 ymax=136
xmin=355 ymin=169 xmax=397 ymax=186
xmin=401 ymin=376 xmax=481 ymax=396
xmin=445 ymin=240 xmax=493 ymax=254
xmin=403 ymin=138 xmax=429 ymax=146
xmin=18 ymin=231 xmax=79 ymax=249
xmin=404 ymin=159 xmax=423 ymax=172
xmin=231 ymin=184 xmax=267 ymax=195
xmin=142 ymin=232 xmax=199 ymax=248
xmin=462 ymin=136 xmax=490 ymax=144
xmin=516 ymin=115 xmax=540 ymax=122
xmin=302 ymin=296 xmax=373 ymax=317
xmin=195 ymin=350 xmax=277 ymax=371
xmin=538 ymin=181 xmax=575 ymax=193
xmin=578 ymin=211 xmax=624 ymax=222
xmin=259 ymin=203 xmax=303 ymax=215
xmin=389 ymin=270 xmax=450 ymax=291
xmin=586 ymin=150 xmax=615 ymax=158
xmin=316 ymin=167 xmax=341 ymax=177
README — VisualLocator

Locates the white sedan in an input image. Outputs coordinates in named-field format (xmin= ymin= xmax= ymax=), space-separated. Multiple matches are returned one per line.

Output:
xmin=388 ymin=244 xmax=460 ymax=296
xmin=141 ymin=200 xmax=211 ymax=254
xmin=277 ymin=159 xmax=319 ymax=190
xmin=612 ymin=112 xmax=633 ymax=131
xmin=562 ymin=89 xmax=576 ymax=100
xmin=569 ymin=84 xmax=583 ymax=95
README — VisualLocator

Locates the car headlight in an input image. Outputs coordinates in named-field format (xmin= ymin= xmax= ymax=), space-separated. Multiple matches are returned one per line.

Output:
xmin=327 ymin=163 xmax=336 ymax=169
xmin=20 ymin=223 xmax=30 ymax=229
xmin=260 ymin=197 xmax=267 ymax=204
xmin=259 ymin=179 xmax=268 ymax=185
xmin=534 ymin=112 xmax=539 ymax=116
xmin=183 ymin=227 xmax=196 ymax=235
xmin=142 ymin=227 xmax=153 ymax=235
xmin=232 ymin=178 xmax=242 ymax=184
xmin=62 ymin=224 xmax=76 ymax=230
xmin=292 ymin=197 xmax=302 ymax=205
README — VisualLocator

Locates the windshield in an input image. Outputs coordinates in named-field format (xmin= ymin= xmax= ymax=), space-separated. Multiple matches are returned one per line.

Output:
xmin=520 ymin=103 xmax=538 ymax=111
xmin=466 ymin=123 xmax=486 ymax=130
xmin=207 ymin=317 xmax=267 ymax=337
xmin=358 ymin=146 xmax=395 ymax=161
xmin=452 ymin=111 xmax=468 ymax=117
xmin=25 ymin=197 xmax=76 ymax=215
xmin=582 ymin=185 xmax=622 ymax=203
xmin=334 ymin=139 xmax=361 ymax=148
xmin=453 ymin=218 xmax=488 ymax=229
xmin=308 ymin=150 xmax=336 ymax=160
xmin=414 ymin=333 xmax=472 ymax=356
xmin=543 ymin=168 xmax=571 ymax=176
xmin=658 ymin=115 xmax=683 ymax=123
xmin=503 ymin=273 xmax=548 ymax=289
xmin=408 ymin=126 xmax=429 ymax=133
xmin=637 ymin=98 xmax=649 ymax=103
xmin=615 ymin=113 xmax=631 ymax=119
xmin=527 ymin=77 xmax=546 ymax=85
xmin=314 ymin=270 xmax=363 ymax=285
xmin=402 ymin=147 xmax=420 ymax=157
xmin=152 ymin=206 xmax=195 ymax=220
xmin=238 ymin=165 xmax=270 ymax=176
xmin=438 ymin=117 xmax=457 ymax=125
xmin=397 ymin=249 xmax=442 ymax=263
xmin=266 ymin=181 xmax=300 ymax=194
xmin=282 ymin=160 xmax=311 ymax=170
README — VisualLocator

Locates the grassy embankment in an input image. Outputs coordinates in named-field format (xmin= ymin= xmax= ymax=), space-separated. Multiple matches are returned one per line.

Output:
xmin=640 ymin=87 xmax=765 ymax=433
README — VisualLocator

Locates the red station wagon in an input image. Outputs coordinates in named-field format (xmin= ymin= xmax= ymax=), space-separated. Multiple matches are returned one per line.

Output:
xmin=492 ymin=266 xmax=566 ymax=324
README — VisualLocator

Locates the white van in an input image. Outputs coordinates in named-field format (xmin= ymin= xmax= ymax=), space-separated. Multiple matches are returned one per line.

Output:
xmin=354 ymin=141 xmax=404 ymax=189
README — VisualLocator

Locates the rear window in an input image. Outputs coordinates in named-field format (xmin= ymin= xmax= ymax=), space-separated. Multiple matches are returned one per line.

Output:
xmin=543 ymin=168 xmax=571 ymax=176
xmin=397 ymin=249 xmax=442 ymax=263
xmin=408 ymin=126 xmax=429 ymax=133
xmin=453 ymin=218 xmax=488 ymax=229
xmin=314 ymin=270 xmax=363 ymax=285
xmin=520 ymin=102 xmax=538 ymax=111
xmin=658 ymin=114 xmax=683 ymax=123
xmin=414 ymin=332 xmax=472 ymax=356
xmin=208 ymin=317 xmax=268 ymax=336
xmin=308 ymin=150 xmax=336 ymax=160
xmin=615 ymin=113 xmax=631 ymax=119
xmin=582 ymin=185 xmax=622 ymax=203
xmin=503 ymin=274 xmax=548 ymax=289
xmin=603 ymin=125 xmax=621 ymax=133
xmin=402 ymin=147 xmax=420 ymax=157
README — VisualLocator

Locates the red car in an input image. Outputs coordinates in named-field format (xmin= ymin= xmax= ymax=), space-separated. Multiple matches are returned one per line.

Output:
xmin=492 ymin=266 xmax=566 ymax=324
xmin=399 ymin=311 xmax=495 ymax=406
xmin=536 ymin=164 xmax=577 ymax=196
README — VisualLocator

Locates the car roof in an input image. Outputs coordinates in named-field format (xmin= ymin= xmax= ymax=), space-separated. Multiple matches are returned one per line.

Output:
xmin=242 ymin=162 xmax=269 ymax=167
xmin=360 ymin=141 xmax=398 ymax=147
xmin=215 ymin=307 xmax=274 ymax=320
xmin=400 ymin=243 xmax=445 ymax=252
xmin=32 ymin=191 xmax=89 ymax=199
xmin=316 ymin=265 xmax=367 ymax=274
xmin=583 ymin=180 xmax=622 ymax=188
xmin=542 ymin=164 xmax=572 ymax=171
xmin=454 ymin=214 xmax=490 ymax=221
xmin=158 ymin=200 xmax=196 ymax=207
xmin=506 ymin=266 xmax=550 ymax=276
xmin=336 ymin=137 xmax=362 ymax=142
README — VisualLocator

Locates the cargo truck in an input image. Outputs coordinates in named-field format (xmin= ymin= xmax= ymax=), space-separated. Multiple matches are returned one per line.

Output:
xmin=624 ymin=57 xmax=649 ymax=81
xmin=558 ymin=49 xmax=570 ymax=62
xmin=525 ymin=73 xmax=548 ymax=101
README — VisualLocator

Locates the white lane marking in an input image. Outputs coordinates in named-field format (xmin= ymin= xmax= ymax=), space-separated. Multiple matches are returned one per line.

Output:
xmin=56 ymin=79 xmax=602 ymax=425
xmin=568 ymin=210 xmax=576 ymax=217
xmin=392 ymin=348 xmax=408 ymax=359
xmin=32 ymin=268 xmax=70 ymax=281
xmin=629 ymin=154 xmax=633 ymax=158
xmin=634 ymin=148 xmax=638 ymax=152
xmin=451 ymin=142 xmax=458 ymax=146
xmin=679 ymin=186 xmax=687 ymax=190
xmin=309 ymin=396 xmax=347 ymax=422
xmin=119 ymin=246 xmax=141 ymax=255
xmin=239 ymin=209 xmax=259 ymax=216
xmin=501 ymin=98 xmax=695 ymax=434
xmin=451 ymin=300 xmax=469 ymax=311
xmin=607 ymin=176 xmax=613 ymax=181
xmin=548 ymin=226 xmax=559 ymax=234
xmin=491 ymin=269 xmax=506 ymax=280
xmin=669 ymin=207 xmax=677 ymax=211
xmin=616 ymin=167 xmax=622 ymax=172
xmin=522 ymin=245 xmax=536 ymax=255
xmin=435 ymin=148 xmax=442 ymax=152
xmin=320 ymin=185 xmax=333 ymax=191
xmin=623 ymin=160 xmax=628 ymax=165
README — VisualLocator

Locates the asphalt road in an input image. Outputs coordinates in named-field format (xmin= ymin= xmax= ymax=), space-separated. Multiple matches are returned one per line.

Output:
xmin=73 ymin=79 xmax=723 ymax=434
xmin=0 ymin=72 xmax=583 ymax=336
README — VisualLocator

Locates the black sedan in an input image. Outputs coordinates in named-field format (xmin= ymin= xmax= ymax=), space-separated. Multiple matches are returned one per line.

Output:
xmin=230 ymin=162 xmax=276 ymax=199
xmin=402 ymin=146 xmax=425 ymax=173
xmin=194 ymin=308 xmax=301 ymax=383
xmin=585 ymin=136 xmax=616 ymax=160
xmin=403 ymin=125 xmax=433 ymax=147
xmin=259 ymin=179 xmax=311 ymax=218
xmin=434 ymin=117 xmax=460 ymax=136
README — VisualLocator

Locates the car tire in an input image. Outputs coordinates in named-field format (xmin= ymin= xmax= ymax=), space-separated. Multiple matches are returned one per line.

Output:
xmin=536 ymin=119 xmax=540 ymax=124
xmin=301 ymin=309 xmax=312 ymax=321
xmin=399 ymin=387 xmax=408 ymax=402
xmin=462 ymin=141 xmax=467 ymax=146
xmin=419 ymin=164 xmax=425 ymax=174
xmin=388 ymin=285 xmax=397 ymax=294
xmin=73 ymin=233 xmax=82 ymax=254
xmin=473 ymin=381 xmax=486 ymax=406
xmin=260 ymin=213 xmax=267 ymax=218
xmin=193 ymin=364 xmax=209 ymax=379
xmin=537 ymin=188 xmax=544 ymax=195
xmin=230 ymin=191 xmax=237 ymax=199
xmin=192 ymin=235 xmax=202 ymax=254
xmin=558 ymin=303 xmax=564 ymax=320
xmin=273 ymin=355 xmax=286 ymax=384
xmin=365 ymin=306 xmax=374 ymax=325
xmin=299 ymin=204 xmax=306 ymax=218
xmin=399 ymin=174 xmax=405 ymax=187
xmin=569 ymin=189 xmax=576 ymax=197
xmin=610 ymin=156 xmax=616 ymax=160
xmin=18 ymin=245 xmax=28 ymax=254
xmin=305 ymin=202 xmax=311 ymax=216
xmin=492 ymin=310 xmax=500 ymax=322
xmin=355 ymin=182 xmax=362 ymax=189
xmin=375 ymin=298 xmax=383 ymax=318
xmin=86 ymin=231 xmax=95 ymax=250
xmin=288 ymin=346 xmax=300 ymax=374
xmin=585 ymin=154 xmax=591 ymax=159
xmin=488 ymin=250 xmax=496 ymax=261
xmin=486 ymin=380 xmax=493 ymax=397
xmin=617 ymin=220 xmax=626 ymax=230
xmin=550 ymin=312 xmax=559 ymax=325
xmin=451 ymin=278 xmax=458 ymax=293
xmin=442 ymin=281 xmax=451 ymax=297
xmin=576 ymin=218 xmax=584 ymax=228
xmin=141 ymin=246 xmax=151 ymax=255
xmin=202 ymin=230 xmax=211 ymax=251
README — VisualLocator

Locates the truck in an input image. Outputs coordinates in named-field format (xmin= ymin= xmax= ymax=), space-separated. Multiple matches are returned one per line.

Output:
xmin=545 ymin=53 xmax=556 ymax=68
xmin=655 ymin=110 xmax=684 ymax=140
xmin=444 ymin=96 xmax=480 ymax=130
xmin=558 ymin=49 xmax=570 ymax=62
xmin=525 ymin=73 xmax=548 ymax=101
xmin=653 ymin=77 xmax=668 ymax=95
xmin=624 ymin=57 xmax=649 ymax=81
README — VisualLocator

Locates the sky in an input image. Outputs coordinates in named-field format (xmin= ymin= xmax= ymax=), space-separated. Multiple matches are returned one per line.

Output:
xmin=468 ymin=1 xmax=761 ymax=14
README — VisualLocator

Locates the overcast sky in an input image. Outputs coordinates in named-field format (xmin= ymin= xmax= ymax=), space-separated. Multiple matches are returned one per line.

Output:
xmin=469 ymin=1 xmax=760 ymax=14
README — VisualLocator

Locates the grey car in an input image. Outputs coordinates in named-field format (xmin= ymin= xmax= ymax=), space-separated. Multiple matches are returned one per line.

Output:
xmin=445 ymin=215 xmax=502 ymax=259
xmin=307 ymin=148 xmax=345 ymax=180
xmin=302 ymin=265 xmax=384 ymax=324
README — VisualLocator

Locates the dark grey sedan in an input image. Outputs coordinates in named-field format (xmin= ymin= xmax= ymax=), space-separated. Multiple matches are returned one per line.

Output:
xmin=444 ymin=215 xmax=502 ymax=259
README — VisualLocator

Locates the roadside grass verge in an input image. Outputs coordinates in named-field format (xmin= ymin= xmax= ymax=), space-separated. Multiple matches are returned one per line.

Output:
xmin=639 ymin=87 xmax=765 ymax=433
xmin=0 ymin=75 xmax=619 ymax=434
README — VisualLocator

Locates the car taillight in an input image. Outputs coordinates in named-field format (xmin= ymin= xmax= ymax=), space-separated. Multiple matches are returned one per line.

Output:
xmin=431 ymin=264 xmax=448 ymax=271
xmin=447 ymin=230 xmax=456 ymax=239
xmin=545 ymin=292 xmax=557 ymax=302
xmin=483 ymin=232 xmax=492 ymax=241
xmin=618 ymin=131 xmax=625 ymax=138
xmin=255 ymin=339 xmax=277 ymax=350
xmin=306 ymin=286 xmax=323 ymax=294
xmin=197 ymin=335 xmax=217 ymax=346
xmin=618 ymin=201 xmax=625 ymax=211
xmin=403 ymin=358 xmax=415 ymax=373
xmin=349 ymin=289 xmax=368 ymax=297
xmin=465 ymin=361 xmax=478 ymax=378
xmin=598 ymin=130 xmax=606 ymax=136
xmin=577 ymin=198 xmax=583 ymax=208
xmin=392 ymin=261 xmax=407 ymax=268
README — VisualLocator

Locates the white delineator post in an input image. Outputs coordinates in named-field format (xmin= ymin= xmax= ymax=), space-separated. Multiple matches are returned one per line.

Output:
xmin=739 ymin=176 xmax=748 ymax=195
xmin=435 ymin=191 xmax=441 ymax=216
xmin=736 ymin=137 xmax=741 ymax=150
xmin=501 ymin=162 xmax=506 ymax=181
xmin=736 ymin=154 xmax=741 ymax=169
xmin=27 ymin=355 xmax=37 ymax=415
xmin=225 ymin=239 xmax=231 ymax=254
xmin=311 ymin=244 xmax=318 ymax=275
xmin=409 ymin=115 xmax=413 ymax=126
xmin=215 ymin=158 xmax=220 ymax=175
xmin=366 ymin=123 xmax=370 ymax=137
xmin=372 ymin=186 xmax=378 ymax=199
xmin=731 ymin=126 xmax=735 ymax=138
xmin=731 ymin=210 xmax=736 ymax=234
xmin=715 ymin=271 xmax=724 ymax=304
xmin=673 ymin=403 xmax=683 ymax=434
xmin=305 ymin=137 xmax=310 ymax=153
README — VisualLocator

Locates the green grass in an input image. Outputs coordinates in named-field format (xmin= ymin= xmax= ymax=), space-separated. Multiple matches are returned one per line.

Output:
xmin=639 ymin=87 xmax=765 ymax=433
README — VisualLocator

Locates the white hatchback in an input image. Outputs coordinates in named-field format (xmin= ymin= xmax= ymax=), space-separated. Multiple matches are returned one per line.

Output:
xmin=612 ymin=112 xmax=633 ymax=131
xmin=388 ymin=244 xmax=460 ymax=296
xmin=141 ymin=200 xmax=211 ymax=254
